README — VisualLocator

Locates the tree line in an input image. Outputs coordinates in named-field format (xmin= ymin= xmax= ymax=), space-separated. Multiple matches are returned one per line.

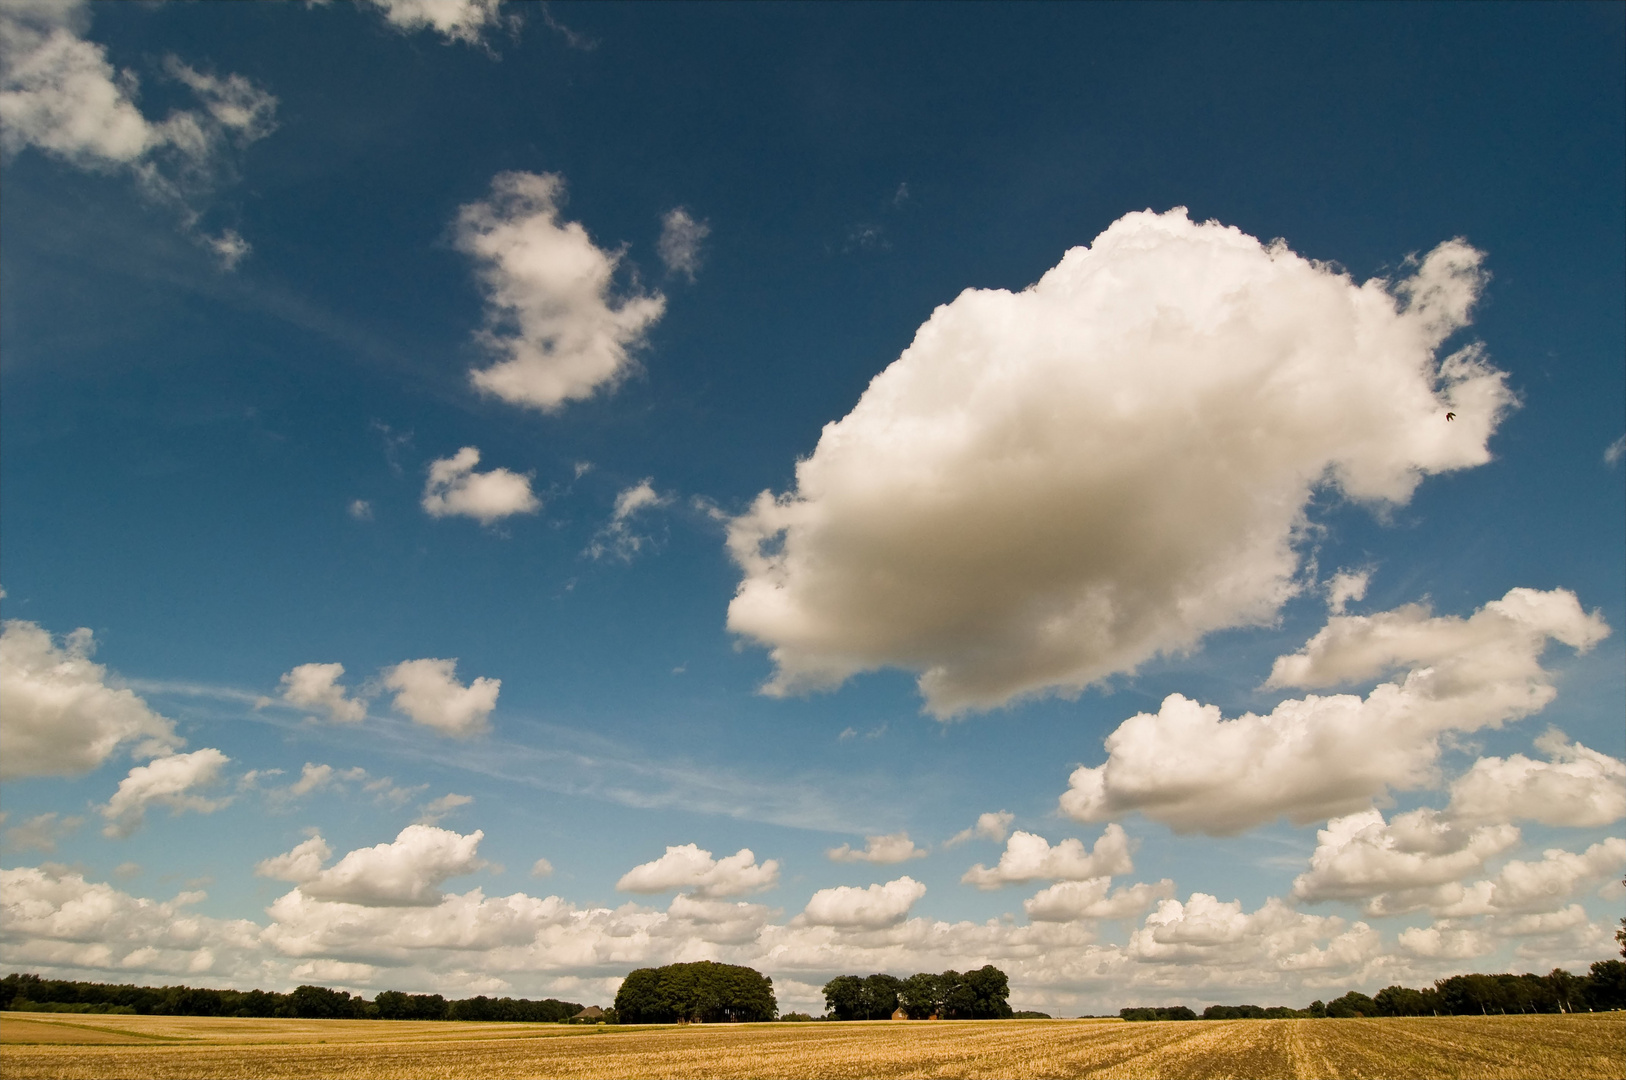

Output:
xmin=0 ymin=974 xmax=585 ymax=1022
xmin=1121 ymin=961 xmax=1626 ymax=1020
xmin=822 ymin=966 xmax=1012 ymax=1020
xmin=613 ymin=961 xmax=778 ymax=1023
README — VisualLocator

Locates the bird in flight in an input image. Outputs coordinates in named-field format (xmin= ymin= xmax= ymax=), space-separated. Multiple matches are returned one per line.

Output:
xmin=1446 ymin=412 xmax=1456 ymax=421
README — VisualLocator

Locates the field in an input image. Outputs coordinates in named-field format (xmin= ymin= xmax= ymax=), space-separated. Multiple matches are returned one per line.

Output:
xmin=2 ymin=1011 xmax=1620 ymax=1079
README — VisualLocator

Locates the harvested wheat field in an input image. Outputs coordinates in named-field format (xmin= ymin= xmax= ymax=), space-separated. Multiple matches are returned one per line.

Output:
xmin=2 ymin=1012 xmax=1620 ymax=1079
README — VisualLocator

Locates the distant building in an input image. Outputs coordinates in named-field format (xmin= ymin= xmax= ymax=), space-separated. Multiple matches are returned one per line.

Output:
xmin=571 ymin=1006 xmax=607 ymax=1023
xmin=891 ymin=1007 xmax=907 ymax=1020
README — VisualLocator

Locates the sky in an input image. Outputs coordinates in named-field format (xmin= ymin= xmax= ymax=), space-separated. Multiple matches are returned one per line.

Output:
xmin=1 ymin=0 xmax=1623 ymax=1017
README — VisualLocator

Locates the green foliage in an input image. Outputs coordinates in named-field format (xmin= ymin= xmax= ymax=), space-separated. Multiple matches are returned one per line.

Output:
xmin=612 ymin=962 xmax=778 ymax=1023
xmin=1119 ymin=1006 xmax=1197 ymax=1021
xmin=1010 ymin=1010 xmax=1052 ymax=1019
xmin=1121 ymin=962 xmax=1623 ymax=1022
xmin=825 ymin=966 xmax=1011 ymax=1020
xmin=1324 ymin=990 xmax=1378 ymax=1018
xmin=779 ymin=1011 xmax=818 ymax=1021
xmin=0 ymin=973 xmax=583 ymax=1023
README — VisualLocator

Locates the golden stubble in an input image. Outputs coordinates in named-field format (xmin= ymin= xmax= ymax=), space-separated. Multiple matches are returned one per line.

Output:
xmin=2 ymin=1013 xmax=1620 ymax=1080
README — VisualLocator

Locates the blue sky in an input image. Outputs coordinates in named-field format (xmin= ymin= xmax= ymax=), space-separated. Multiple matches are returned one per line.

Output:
xmin=1 ymin=1 xmax=1622 ymax=1015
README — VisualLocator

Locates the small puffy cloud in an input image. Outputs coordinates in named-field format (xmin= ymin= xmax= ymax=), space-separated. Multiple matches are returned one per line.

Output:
xmin=1446 ymin=730 xmax=1625 ymax=828
xmin=382 ymin=658 xmax=500 ymax=737
xmin=1061 ymin=588 xmax=1608 ymax=835
xmin=2 ymin=812 xmax=85 ymax=854
xmin=278 ymin=663 xmax=368 ymax=724
xmin=1290 ymin=809 xmax=1521 ymax=914
xmin=364 ymin=0 xmax=508 ymax=46
xmin=269 ymin=825 xmax=488 ymax=907
xmin=587 ymin=479 xmax=671 ymax=561
xmin=1126 ymin=893 xmax=1377 ymax=972
xmin=1263 ymin=586 xmax=1607 ymax=691
xmin=456 ymin=171 xmax=665 ymax=411
xmin=962 ymin=826 xmax=1132 ymax=890
xmin=800 ymin=876 xmax=926 ymax=929
xmin=826 ymin=832 xmax=927 ymax=865
xmin=421 ymin=447 xmax=540 ymax=525
xmin=100 ymin=748 xmax=232 ymax=838
xmin=617 ymin=844 xmax=780 ymax=899
xmin=255 ymin=835 xmax=333 ymax=884
xmin=657 ymin=207 xmax=709 ymax=281
xmin=1436 ymin=839 xmax=1626 ymax=918
xmin=1324 ymin=569 xmax=1371 ymax=614
xmin=416 ymin=793 xmax=474 ymax=826
xmin=529 ymin=858 xmax=554 ymax=878
xmin=726 ymin=210 xmax=1513 ymax=717
xmin=289 ymin=763 xmax=337 ymax=798
xmin=0 ymin=1 xmax=276 ymax=264
xmin=947 ymin=811 xmax=1014 ymax=847
xmin=1604 ymin=435 xmax=1625 ymax=467
xmin=1396 ymin=923 xmax=1494 ymax=960
xmin=347 ymin=499 xmax=373 ymax=521
xmin=0 ymin=620 xmax=181 ymax=779
xmin=1024 ymin=878 xmax=1174 ymax=923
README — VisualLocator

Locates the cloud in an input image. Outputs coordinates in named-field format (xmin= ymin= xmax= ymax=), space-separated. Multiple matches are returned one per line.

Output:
xmin=725 ymin=209 xmax=1513 ymax=717
xmin=1446 ymin=731 xmax=1626 ymax=828
xmin=1024 ymin=878 xmax=1175 ymax=923
xmin=946 ymin=811 xmax=1014 ymax=847
xmin=100 ymin=748 xmax=232 ymax=838
xmin=416 ymin=793 xmax=474 ymax=826
xmin=456 ymin=171 xmax=666 ymax=411
xmin=0 ymin=864 xmax=263 ymax=981
xmin=1435 ymin=840 xmax=1626 ymax=919
xmin=1605 ymin=435 xmax=1625 ymax=467
xmin=962 ymin=826 xmax=1132 ymax=890
xmin=586 ymin=479 xmax=670 ymax=561
xmin=616 ymin=844 xmax=780 ymax=899
xmin=0 ymin=620 xmax=181 ymax=779
xmin=0 ymin=1 xmax=276 ymax=265
xmin=0 ymin=860 xmax=1503 ymax=1015
xmin=382 ymin=658 xmax=500 ymax=737
xmin=1324 ymin=569 xmax=1371 ymax=614
xmin=826 ymin=832 xmax=927 ymax=864
xmin=255 ymin=835 xmax=332 ymax=884
xmin=421 ymin=447 xmax=540 ymax=525
xmin=348 ymin=499 xmax=373 ymax=521
xmin=657 ymin=207 xmax=709 ymax=281
xmin=264 ymin=825 xmax=488 ymax=907
xmin=363 ymin=0 xmax=510 ymax=45
xmin=1060 ymin=588 xmax=1608 ymax=835
xmin=278 ymin=663 xmax=368 ymax=723
xmin=1127 ymin=893 xmax=1379 ymax=974
xmin=800 ymin=876 xmax=926 ymax=929
xmin=2 ymin=812 xmax=85 ymax=854
xmin=1290 ymin=809 xmax=1521 ymax=914
xmin=530 ymin=858 xmax=553 ymax=879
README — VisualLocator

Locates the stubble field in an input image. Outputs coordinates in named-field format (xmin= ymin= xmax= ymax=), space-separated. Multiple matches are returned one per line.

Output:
xmin=2 ymin=1011 xmax=1620 ymax=1079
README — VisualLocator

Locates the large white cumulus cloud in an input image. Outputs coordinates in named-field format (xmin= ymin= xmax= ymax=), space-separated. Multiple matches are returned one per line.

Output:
xmin=615 ymin=844 xmax=779 ymax=899
xmin=1060 ymin=588 xmax=1608 ymax=834
xmin=727 ymin=209 xmax=1513 ymax=716
xmin=258 ymin=826 xmax=487 ymax=908
xmin=0 ymin=620 xmax=181 ymax=780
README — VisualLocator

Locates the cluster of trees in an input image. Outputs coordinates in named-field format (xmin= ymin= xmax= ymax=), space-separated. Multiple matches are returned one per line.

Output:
xmin=613 ymin=962 xmax=778 ymax=1023
xmin=822 ymin=966 xmax=1012 ymax=1020
xmin=1120 ymin=961 xmax=1626 ymax=1021
xmin=0 ymin=974 xmax=584 ymax=1022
